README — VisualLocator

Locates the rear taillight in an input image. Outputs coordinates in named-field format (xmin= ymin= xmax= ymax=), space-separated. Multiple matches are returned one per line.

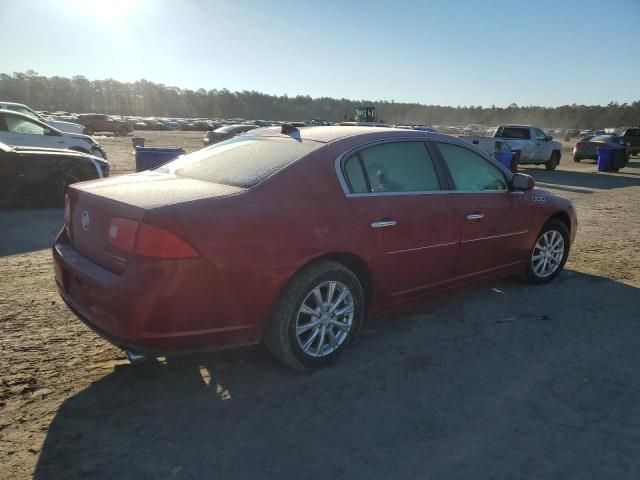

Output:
xmin=575 ymin=142 xmax=583 ymax=149
xmin=135 ymin=223 xmax=199 ymax=258
xmin=107 ymin=218 xmax=198 ymax=259
xmin=108 ymin=218 xmax=139 ymax=253
xmin=64 ymin=194 xmax=71 ymax=225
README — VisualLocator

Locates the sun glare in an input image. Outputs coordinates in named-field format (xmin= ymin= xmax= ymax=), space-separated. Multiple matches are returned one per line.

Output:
xmin=59 ymin=0 xmax=145 ymax=24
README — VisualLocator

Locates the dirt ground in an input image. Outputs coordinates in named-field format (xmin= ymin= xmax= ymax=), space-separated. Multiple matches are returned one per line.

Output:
xmin=1 ymin=131 xmax=640 ymax=479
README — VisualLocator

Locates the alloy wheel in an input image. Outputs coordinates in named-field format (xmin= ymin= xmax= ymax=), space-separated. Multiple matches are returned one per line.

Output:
xmin=295 ymin=281 xmax=354 ymax=358
xmin=531 ymin=230 xmax=565 ymax=278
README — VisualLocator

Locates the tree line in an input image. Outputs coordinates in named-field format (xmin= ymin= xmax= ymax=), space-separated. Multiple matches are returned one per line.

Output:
xmin=1 ymin=71 xmax=638 ymax=128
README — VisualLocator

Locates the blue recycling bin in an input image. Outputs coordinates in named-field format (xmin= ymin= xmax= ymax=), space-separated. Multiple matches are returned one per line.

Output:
xmin=493 ymin=151 xmax=514 ymax=170
xmin=597 ymin=147 xmax=615 ymax=172
xmin=135 ymin=147 xmax=185 ymax=172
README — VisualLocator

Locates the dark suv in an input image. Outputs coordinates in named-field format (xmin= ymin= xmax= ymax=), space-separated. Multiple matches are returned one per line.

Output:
xmin=620 ymin=128 xmax=640 ymax=157
xmin=77 ymin=114 xmax=132 ymax=136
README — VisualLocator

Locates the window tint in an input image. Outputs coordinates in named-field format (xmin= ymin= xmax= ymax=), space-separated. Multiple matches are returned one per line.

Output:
xmin=4 ymin=115 xmax=46 ymax=135
xmin=436 ymin=142 xmax=507 ymax=192
xmin=157 ymin=136 xmax=321 ymax=188
xmin=353 ymin=141 xmax=440 ymax=193
xmin=495 ymin=127 xmax=531 ymax=139
xmin=343 ymin=155 xmax=368 ymax=193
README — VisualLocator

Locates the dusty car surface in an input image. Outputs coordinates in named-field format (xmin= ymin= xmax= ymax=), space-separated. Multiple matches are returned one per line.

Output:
xmin=53 ymin=126 xmax=577 ymax=370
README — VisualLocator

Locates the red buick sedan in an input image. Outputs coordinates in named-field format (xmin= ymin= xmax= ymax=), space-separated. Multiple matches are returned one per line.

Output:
xmin=53 ymin=126 xmax=577 ymax=370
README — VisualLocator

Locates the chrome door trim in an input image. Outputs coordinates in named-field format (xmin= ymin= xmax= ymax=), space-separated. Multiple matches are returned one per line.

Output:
xmin=386 ymin=241 xmax=458 ymax=255
xmin=461 ymin=230 xmax=529 ymax=244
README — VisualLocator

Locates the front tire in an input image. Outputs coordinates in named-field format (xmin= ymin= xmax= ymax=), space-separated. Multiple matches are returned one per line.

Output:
xmin=523 ymin=219 xmax=570 ymax=284
xmin=545 ymin=152 xmax=560 ymax=170
xmin=117 ymin=125 xmax=129 ymax=135
xmin=264 ymin=260 xmax=365 ymax=370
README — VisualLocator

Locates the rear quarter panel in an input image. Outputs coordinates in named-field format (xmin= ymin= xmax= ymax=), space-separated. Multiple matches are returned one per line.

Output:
xmin=142 ymin=143 xmax=361 ymax=331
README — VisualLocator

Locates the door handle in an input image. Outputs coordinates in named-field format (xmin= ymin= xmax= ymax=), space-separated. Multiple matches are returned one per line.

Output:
xmin=371 ymin=220 xmax=397 ymax=228
xmin=466 ymin=213 xmax=485 ymax=221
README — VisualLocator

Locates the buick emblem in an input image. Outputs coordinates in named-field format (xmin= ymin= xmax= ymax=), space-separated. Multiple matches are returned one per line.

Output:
xmin=81 ymin=210 xmax=90 ymax=231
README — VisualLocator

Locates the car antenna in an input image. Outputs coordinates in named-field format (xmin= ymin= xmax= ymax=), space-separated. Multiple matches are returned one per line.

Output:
xmin=281 ymin=123 xmax=298 ymax=135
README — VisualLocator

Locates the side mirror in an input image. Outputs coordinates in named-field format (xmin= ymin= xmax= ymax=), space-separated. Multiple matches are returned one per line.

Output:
xmin=546 ymin=135 xmax=553 ymax=141
xmin=512 ymin=173 xmax=534 ymax=191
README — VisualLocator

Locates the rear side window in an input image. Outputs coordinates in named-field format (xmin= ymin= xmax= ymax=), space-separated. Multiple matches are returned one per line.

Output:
xmin=343 ymin=141 xmax=440 ymax=193
xmin=495 ymin=127 xmax=531 ymax=139
xmin=157 ymin=136 xmax=321 ymax=188
xmin=435 ymin=142 xmax=507 ymax=192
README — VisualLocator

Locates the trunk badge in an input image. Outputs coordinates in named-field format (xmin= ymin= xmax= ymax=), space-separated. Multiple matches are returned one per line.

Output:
xmin=81 ymin=210 xmax=90 ymax=231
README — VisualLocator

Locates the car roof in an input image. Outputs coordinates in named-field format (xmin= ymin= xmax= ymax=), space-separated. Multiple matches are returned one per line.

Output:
xmin=244 ymin=125 xmax=458 ymax=144
xmin=0 ymin=101 xmax=28 ymax=108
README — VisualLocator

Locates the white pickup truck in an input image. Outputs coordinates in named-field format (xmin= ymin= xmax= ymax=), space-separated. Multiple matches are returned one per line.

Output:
xmin=459 ymin=124 xmax=563 ymax=170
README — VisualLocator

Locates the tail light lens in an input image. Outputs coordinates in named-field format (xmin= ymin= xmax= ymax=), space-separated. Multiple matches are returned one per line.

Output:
xmin=108 ymin=218 xmax=139 ymax=253
xmin=107 ymin=218 xmax=198 ymax=259
xmin=575 ymin=142 xmax=583 ymax=149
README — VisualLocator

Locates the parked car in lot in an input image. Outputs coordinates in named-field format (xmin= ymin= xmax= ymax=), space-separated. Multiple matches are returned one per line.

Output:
xmin=0 ymin=101 xmax=84 ymax=134
xmin=619 ymin=127 xmax=640 ymax=156
xmin=54 ymin=126 xmax=577 ymax=370
xmin=76 ymin=113 xmax=132 ymax=135
xmin=0 ymin=142 xmax=108 ymax=205
xmin=0 ymin=110 xmax=106 ymax=158
xmin=203 ymin=124 xmax=259 ymax=145
xmin=573 ymin=135 xmax=630 ymax=167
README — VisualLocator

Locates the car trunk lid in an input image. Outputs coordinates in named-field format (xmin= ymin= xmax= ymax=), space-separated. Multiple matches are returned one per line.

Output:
xmin=67 ymin=171 xmax=245 ymax=273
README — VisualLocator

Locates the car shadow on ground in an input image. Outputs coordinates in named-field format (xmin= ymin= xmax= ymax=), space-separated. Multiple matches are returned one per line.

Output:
xmin=522 ymin=161 xmax=640 ymax=191
xmin=34 ymin=271 xmax=640 ymax=479
xmin=0 ymin=208 xmax=62 ymax=256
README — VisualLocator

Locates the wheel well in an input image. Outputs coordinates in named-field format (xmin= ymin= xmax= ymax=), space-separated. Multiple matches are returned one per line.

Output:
xmin=552 ymin=149 xmax=561 ymax=158
xmin=549 ymin=211 xmax=571 ymax=233
xmin=303 ymin=253 xmax=373 ymax=307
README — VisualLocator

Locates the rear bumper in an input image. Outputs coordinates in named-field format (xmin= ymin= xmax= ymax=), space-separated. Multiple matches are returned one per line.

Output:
xmin=52 ymin=231 xmax=261 ymax=355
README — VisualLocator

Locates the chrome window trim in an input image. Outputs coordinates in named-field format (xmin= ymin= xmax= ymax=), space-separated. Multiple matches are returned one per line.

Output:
xmin=334 ymin=135 xmax=514 ymax=196
xmin=345 ymin=190 xmax=521 ymax=198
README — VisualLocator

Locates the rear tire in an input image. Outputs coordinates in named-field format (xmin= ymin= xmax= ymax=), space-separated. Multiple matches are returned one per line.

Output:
xmin=263 ymin=260 xmax=364 ymax=371
xmin=545 ymin=152 xmax=560 ymax=170
xmin=573 ymin=156 xmax=581 ymax=162
xmin=84 ymin=125 xmax=95 ymax=135
xmin=522 ymin=219 xmax=570 ymax=284
xmin=117 ymin=125 xmax=129 ymax=135
xmin=45 ymin=169 xmax=82 ymax=206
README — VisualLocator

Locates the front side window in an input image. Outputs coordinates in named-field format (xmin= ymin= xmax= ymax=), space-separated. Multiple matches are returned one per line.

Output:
xmin=4 ymin=115 xmax=47 ymax=135
xmin=343 ymin=141 xmax=440 ymax=193
xmin=435 ymin=142 xmax=507 ymax=192
xmin=535 ymin=129 xmax=547 ymax=141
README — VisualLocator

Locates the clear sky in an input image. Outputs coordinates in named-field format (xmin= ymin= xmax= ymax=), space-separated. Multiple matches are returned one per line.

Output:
xmin=1 ymin=0 xmax=638 ymax=107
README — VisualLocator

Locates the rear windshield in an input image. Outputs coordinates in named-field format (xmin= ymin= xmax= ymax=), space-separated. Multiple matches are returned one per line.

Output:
xmin=494 ymin=126 xmax=530 ymax=139
xmin=156 ymin=136 xmax=322 ymax=188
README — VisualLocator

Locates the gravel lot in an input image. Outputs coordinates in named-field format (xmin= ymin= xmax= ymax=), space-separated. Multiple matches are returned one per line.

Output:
xmin=1 ymin=131 xmax=640 ymax=479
